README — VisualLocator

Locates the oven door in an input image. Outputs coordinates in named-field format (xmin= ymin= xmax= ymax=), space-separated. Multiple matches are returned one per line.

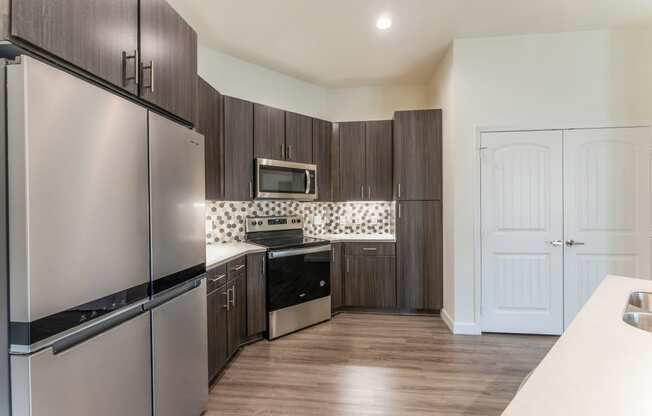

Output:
xmin=267 ymin=245 xmax=331 ymax=312
xmin=256 ymin=159 xmax=317 ymax=200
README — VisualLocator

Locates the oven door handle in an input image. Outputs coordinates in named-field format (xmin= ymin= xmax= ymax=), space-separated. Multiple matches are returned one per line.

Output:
xmin=268 ymin=244 xmax=332 ymax=259
xmin=305 ymin=170 xmax=311 ymax=194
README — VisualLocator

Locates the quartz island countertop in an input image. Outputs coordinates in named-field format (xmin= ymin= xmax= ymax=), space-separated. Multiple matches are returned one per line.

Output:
xmin=206 ymin=242 xmax=266 ymax=269
xmin=503 ymin=275 xmax=652 ymax=416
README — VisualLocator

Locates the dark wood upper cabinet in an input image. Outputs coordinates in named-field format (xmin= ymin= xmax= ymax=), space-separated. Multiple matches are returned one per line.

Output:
xmin=223 ymin=96 xmax=254 ymax=201
xmin=393 ymin=110 xmax=442 ymax=201
xmin=396 ymin=201 xmax=442 ymax=310
xmin=331 ymin=123 xmax=342 ymax=201
xmin=246 ymin=253 xmax=266 ymax=337
xmin=10 ymin=0 xmax=140 ymax=95
xmin=196 ymin=77 xmax=223 ymax=201
xmin=140 ymin=0 xmax=197 ymax=123
xmin=365 ymin=120 xmax=393 ymax=201
xmin=285 ymin=112 xmax=313 ymax=164
xmin=207 ymin=284 xmax=228 ymax=382
xmin=254 ymin=104 xmax=285 ymax=160
xmin=339 ymin=122 xmax=366 ymax=201
xmin=312 ymin=118 xmax=332 ymax=201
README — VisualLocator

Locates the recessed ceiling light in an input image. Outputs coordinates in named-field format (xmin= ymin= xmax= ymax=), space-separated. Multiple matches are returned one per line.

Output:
xmin=376 ymin=16 xmax=392 ymax=30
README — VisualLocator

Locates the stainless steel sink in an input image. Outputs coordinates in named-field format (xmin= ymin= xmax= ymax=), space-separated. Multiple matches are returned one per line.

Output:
xmin=627 ymin=292 xmax=652 ymax=312
xmin=623 ymin=292 xmax=652 ymax=332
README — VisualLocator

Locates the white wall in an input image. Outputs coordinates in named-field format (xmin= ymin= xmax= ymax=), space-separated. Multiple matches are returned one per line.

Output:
xmin=428 ymin=47 xmax=457 ymax=328
xmin=429 ymin=29 xmax=652 ymax=330
xmin=198 ymin=44 xmax=429 ymax=122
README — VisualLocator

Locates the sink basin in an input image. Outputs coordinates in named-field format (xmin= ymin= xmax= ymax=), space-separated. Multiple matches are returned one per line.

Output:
xmin=623 ymin=312 xmax=652 ymax=332
xmin=627 ymin=292 xmax=652 ymax=312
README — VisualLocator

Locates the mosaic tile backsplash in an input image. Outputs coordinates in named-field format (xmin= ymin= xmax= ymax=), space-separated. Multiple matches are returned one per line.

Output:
xmin=206 ymin=201 xmax=395 ymax=244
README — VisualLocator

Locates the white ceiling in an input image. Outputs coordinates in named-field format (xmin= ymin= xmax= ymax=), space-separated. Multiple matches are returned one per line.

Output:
xmin=168 ymin=0 xmax=652 ymax=87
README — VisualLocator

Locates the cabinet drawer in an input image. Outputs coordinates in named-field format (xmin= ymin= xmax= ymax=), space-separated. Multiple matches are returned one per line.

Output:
xmin=207 ymin=264 xmax=227 ymax=294
xmin=345 ymin=242 xmax=395 ymax=257
xmin=227 ymin=257 xmax=247 ymax=281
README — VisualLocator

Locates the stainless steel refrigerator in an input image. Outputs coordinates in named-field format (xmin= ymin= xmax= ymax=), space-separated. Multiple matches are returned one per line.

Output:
xmin=4 ymin=55 xmax=207 ymax=415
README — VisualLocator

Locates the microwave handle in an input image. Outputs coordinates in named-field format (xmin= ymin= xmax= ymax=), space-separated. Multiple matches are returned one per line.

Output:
xmin=305 ymin=170 xmax=311 ymax=194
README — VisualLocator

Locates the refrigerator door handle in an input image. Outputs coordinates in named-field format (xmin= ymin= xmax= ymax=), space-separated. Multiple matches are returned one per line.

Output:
xmin=52 ymin=304 xmax=146 ymax=355
xmin=144 ymin=277 xmax=203 ymax=311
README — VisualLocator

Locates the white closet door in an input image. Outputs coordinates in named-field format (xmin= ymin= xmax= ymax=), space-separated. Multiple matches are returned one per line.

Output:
xmin=563 ymin=127 xmax=651 ymax=327
xmin=481 ymin=130 xmax=564 ymax=335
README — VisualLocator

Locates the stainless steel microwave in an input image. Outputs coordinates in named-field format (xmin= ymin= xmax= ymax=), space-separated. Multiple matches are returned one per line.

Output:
xmin=255 ymin=158 xmax=317 ymax=200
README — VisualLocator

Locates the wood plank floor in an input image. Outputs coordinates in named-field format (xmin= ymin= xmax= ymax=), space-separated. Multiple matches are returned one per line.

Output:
xmin=207 ymin=313 xmax=557 ymax=416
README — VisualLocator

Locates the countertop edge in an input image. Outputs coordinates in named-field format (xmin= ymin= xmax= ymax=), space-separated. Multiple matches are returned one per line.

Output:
xmin=206 ymin=244 xmax=267 ymax=269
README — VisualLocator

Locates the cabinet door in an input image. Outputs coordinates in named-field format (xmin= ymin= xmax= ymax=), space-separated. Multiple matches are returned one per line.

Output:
xmin=344 ymin=256 xmax=396 ymax=308
xmin=223 ymin=96 xmax=254 ymax=201
xmin=365 ymin=121 xmax=393 ymax=201
xmin=227 ymin=275 xmax=246 ymax=356
xmin=285 ymin=112 xmax=313 ymax=163
xmin=11 ymin=0 xmax=139 ymax=95
xmin=140 ymin=0 xmax=197 ymax=123
xmin=313 ymin=118 xmax=332 ymax=201
xmin=207 ymin=286 xmax=229 ymax=382
xmin=393 ymin=110 xmax=442 ymax=200
xmin=330 ymin=243 xmax=343 ymax=310
xmin=196 ymin=77 xmax=223 ymax=201
xmin=254 ymin=104 xmax=285 ymax=160
xmin=339 ymin=122 xmax=366 ymax=201
xmin=246 ymin=253 xmax=267 ymax=337
xmin=331 ymin=123 xmax=342 ymax=201
xmin=396 ymin=201 xmax=443 ymax=310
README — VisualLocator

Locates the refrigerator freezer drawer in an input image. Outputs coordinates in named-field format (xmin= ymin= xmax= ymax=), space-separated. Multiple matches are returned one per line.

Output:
xmin=152 ymin=280 xmax=208 ymax=416
xmin=11 ymin=312 xmax=151 ymax=416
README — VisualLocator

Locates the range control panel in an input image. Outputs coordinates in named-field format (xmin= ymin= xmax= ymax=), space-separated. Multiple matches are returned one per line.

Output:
xmin=245 ymin=215 xmax=303 ymax=233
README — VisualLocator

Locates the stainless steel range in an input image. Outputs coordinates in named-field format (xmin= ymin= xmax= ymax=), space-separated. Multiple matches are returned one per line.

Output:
xmin=246 ymin=216 xmax=331 ymax=339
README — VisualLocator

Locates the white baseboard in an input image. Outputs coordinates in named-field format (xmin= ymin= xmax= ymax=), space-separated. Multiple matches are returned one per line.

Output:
xmin=440 ymin=308 xmax=482 ymax=335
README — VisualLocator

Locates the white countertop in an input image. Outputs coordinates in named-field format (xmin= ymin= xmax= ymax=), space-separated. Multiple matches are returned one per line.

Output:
xmin=206 ymin=242 xmax=267 ymax=268
xmin=308 ymin=234 xmax=396 ymax=243
xmin=503 ymin=275 xmax=652 ymax=416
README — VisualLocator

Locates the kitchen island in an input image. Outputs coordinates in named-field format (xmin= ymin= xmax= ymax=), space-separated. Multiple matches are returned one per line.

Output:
xmin=503 ymin=275 xmax=652 ymax=416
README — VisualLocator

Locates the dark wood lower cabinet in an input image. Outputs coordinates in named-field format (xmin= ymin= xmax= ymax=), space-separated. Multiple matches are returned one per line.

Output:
xmin=246 ymin=253 xmax=267 ymax=336
xmin=207 ymin=284 xmax=228 ymax=382
xmin=396 ymin=201 xmax=443 ymax=310
xmin=330 ymin=243 xmax=343 ymax=310
xmin=344 ymin=255 xmax=396 ymax=308
xmin=227 ymin=273 xmax=246 ymax=357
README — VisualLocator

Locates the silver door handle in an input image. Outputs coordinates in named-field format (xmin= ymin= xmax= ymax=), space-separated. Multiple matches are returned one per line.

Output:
xmin=368 ymin=186 xmax=371 ymax=200
xmin=362 ymin=247 xmax=378 ymax=251
xmin=230 ymin=286 xmax=236 ymax=307
xmin=232 ymin=264 xmax=245 ymax=272
xmin=346 ymin=257 xmax=350 ymax=273
xmin=398 ymin=183 xmax=401 ymax=199
xmin=210 ymin=274 xmax=226 ymax=283
xmin=305 ymin=170 xmax=311 ymax=194
xmin=361 ymin=185 xmax=364 ymax=200
xmin=122 ymin=49 xmax=139 ymax=86
xmin=281 ymin=144 xmax=285 ymax=159
xmin=288 ymin=145 xmax=293 ymax=160
xmin=223 ymin=290 xmax=230 ymax=311
xmin=546 ymin=240 xmax=564 ymax=247
xmin=249 ymin=181 xmax=253 ymax=199
xmin=566 ymin=240 xmax=585 ymax=247
xmin=142 ymin=60 xmax=155 ymax=92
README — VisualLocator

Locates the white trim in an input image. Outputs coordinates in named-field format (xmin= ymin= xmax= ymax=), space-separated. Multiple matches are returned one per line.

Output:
xmin=441 ymin=308 xmax=482 ymax=335
xmin=475 ymin=122 xmax=652 ymax=335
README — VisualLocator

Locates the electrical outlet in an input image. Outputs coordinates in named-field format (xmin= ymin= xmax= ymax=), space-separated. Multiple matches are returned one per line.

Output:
xmin=313 ymin=215 xmax=322 ymax=225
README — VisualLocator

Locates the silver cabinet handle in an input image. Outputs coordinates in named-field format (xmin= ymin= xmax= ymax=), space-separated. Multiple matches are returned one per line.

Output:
xmin=546 ymin=240 xmax=564 ymax=247
xmin=210 ymin=274 xmax=226 ymax=283
xmin=249 ymin=181 xmax=253 ymax=199
xmin=233 ymin=264 xmax=245 ymax=272
xmin=566 ymin=240 xmax=586 ymax=247
xmin=122 ymin=49 xmax=139 ymax=86
xmin=398 ymin=183 xmax=401 ymax=199
xmin=362 ymin=247 xmax=377 ymax=251
xmin=230 ymin=286 xmax=236 ymax=307
xmin=281 ymin=144 xmax=285 ymax=159
xmin=346 ymin=257 xmax=350 ymax=273
xmin=368 ymin=186 xmax=371 ymax=200
xmin=288 ymin=146 xmax=293 ymax=160
xmin=142 ymin=60 xmax=155 ymax=92
xmin=361 ymin=185 xmax=364 ymax=200
xmin=398 ymin=204 xmax=401 ymax=218
xmin=223 ymin=290 xmax=230 ymax=311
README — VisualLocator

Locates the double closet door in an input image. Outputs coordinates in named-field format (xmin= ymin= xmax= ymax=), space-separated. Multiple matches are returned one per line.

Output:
xmin=481 ymin=127 xmax=651 ymax=335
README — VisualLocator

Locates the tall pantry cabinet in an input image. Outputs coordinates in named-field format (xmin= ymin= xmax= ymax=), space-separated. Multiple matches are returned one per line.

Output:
xmin=393 ymin=109 xmax=443 ymax=311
